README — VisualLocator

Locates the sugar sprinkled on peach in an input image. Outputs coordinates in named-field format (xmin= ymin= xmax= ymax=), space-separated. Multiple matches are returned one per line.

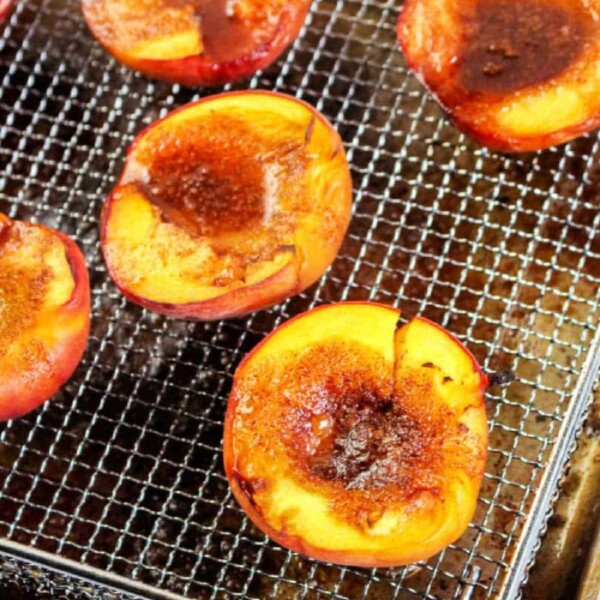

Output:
xmin=101 ymin=91 xmax=352 ymax=320
xmin=398 ymin=0 xmax=600 ymax=151
xmin=0 ymin=213 xmax=90 ymax=421
xmin=82 ymin=0 xmax=311 ymax=85
xmin=224 ymin=302 xmax=488 ymax=566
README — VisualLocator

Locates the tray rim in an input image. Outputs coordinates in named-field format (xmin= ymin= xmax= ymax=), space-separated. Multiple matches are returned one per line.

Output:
xmin=0 ymin=541 xmax=171 ymax=600
xmin=503 ymin=325 xmax=600 ymax=599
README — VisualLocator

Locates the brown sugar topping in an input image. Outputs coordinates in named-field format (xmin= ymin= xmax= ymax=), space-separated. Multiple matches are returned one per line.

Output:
xmin=306 ymin=387 xmax=434 ymax=491
xmin=458 ymin=0 xmax=593 ymax=94
xmin=231 ymin=332 xmax=485 ymax=528
xmin=162 ymin=0 xmax=285 ymax=62
xmin=273 ymin=342 xmax=460 ymax=506
xmin=140 ymin=113 xmax=308 ymax=254
xmin=0 ymin=222 xmax=53 ymax=358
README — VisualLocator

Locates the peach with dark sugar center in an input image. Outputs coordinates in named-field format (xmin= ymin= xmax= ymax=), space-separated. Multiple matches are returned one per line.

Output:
xmin=0 ymin=213 xmax=90 ymax=421
xmin=398 ymin=0 xmax=600 ymax=151
xmin=82 ymin=0 xmax=310 ymax=85
xmin=224 ymin=302 xmax=488 ymax=566
xmin=101 ymin=91 xmax=352 ymax=320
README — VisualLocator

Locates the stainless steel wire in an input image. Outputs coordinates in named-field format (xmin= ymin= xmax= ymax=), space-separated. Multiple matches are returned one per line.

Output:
xmin=0 ymin=0 xmax=599 ymax=598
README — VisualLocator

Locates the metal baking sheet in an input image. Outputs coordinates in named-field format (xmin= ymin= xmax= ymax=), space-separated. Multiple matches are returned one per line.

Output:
xmin=0 ymin=0 xmax=599 ymax=598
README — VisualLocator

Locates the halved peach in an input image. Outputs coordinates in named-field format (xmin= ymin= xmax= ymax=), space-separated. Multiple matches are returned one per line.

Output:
xmin=101 ymin=91 xmax=352 ymax=320
xmin=0 ymin=213 xmax=90 ymax=421
xmin=398 ymin=0 xmax=600 ymax=152
xmin=224 ymin=302 xmax=488 ymax=567
xmin=82 ymin=0 xmax=310 ymax=86
xmin=0 ymin=0 xmax=13 ymax=22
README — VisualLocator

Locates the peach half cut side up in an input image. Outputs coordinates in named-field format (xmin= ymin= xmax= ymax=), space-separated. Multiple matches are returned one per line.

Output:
xmin=0 ymin=213 xmax=90 ymax=421
xmin=101 ymin=91 xmax=352 ymax=320
xmin=82 ymin=0 xmax=311 ymax=85
xmin=224 ymin=302 xmax=489 ymax=566
xmin=398 ymin=0 xmax=600 ymax=151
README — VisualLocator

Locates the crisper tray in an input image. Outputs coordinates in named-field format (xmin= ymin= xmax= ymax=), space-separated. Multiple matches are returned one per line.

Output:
xmin=1 ymin=0 xmax=599 ymax=598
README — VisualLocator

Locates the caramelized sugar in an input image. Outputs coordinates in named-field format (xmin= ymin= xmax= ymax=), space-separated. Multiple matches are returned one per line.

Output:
xmin=307 ymin=388 xmax=428 ymax=491
xmin=163 ymin=0 xmax=251 ymax=62
xmin=458 ymin=0 xmax=593 ymax=94
xmin=140 ymin=113 xmax=308 ymax=257
xmin=143 ymin=120 xmax=267 ymax=237
xmin=0 ymin=223 xmax=52 ymax=357
xmin=86 ymin=0 xmax=288 ymax=64
xmin=276 ymin=342 xmax=458 ymax=503
xmin=163 ymin=0 xmax=285 ymax=61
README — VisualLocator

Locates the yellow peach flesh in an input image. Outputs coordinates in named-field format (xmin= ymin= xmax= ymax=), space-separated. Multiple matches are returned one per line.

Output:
xmin=129 ymin=28 xmax=203 ymax=60
xmin=0 ymin=221 xmax=75 ymax=362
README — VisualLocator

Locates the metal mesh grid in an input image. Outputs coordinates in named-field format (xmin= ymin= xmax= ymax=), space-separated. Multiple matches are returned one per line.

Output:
xmin=0 ymin=0 xmax=599 ymax=598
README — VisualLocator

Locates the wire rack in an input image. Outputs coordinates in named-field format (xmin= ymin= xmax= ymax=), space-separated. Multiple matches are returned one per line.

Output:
xmin=0 ymin=0 xmax=599 ymax=598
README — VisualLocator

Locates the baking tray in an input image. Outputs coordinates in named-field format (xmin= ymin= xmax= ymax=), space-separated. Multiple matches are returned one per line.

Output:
xmin=0 ymin=0 xmax=599 ymax=598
